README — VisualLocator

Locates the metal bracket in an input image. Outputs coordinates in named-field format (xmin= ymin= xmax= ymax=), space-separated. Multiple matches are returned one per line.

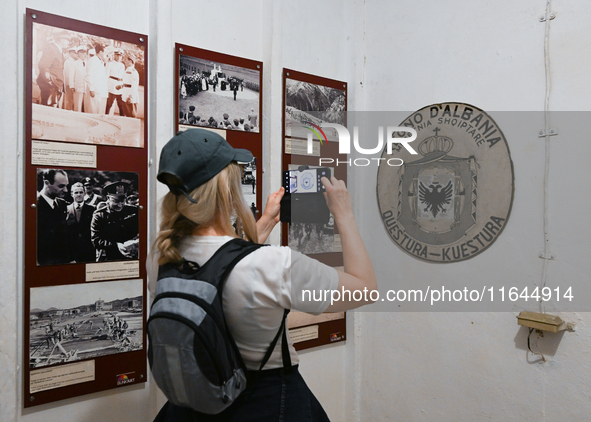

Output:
xmin=538 ymin=128 xmax=558 ymax=138
xmin=539 ymin=12 xmax=556 ymax=22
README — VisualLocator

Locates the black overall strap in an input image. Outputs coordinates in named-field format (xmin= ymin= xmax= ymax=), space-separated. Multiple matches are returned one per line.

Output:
xmin=203 ymin=239 xmax=292 ymax=371
xmin=258 ymin=308 xmax=292 ymax=372
xmin=246 ymin=308 xmax=292 ymax=395
xmin=281 ymin=310 xmax=292 ymax=370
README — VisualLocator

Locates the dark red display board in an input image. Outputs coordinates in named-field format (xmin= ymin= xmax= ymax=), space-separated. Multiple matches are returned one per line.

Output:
xmin=282 ymin=68 xmax=348 ymax=266
xmin=282 ymin=68 xmax=348 ymax=349
xmin=25 ymin=9 xmax=148 ymax=407
xmin=175 ymin=43 xmax=263 ymax=218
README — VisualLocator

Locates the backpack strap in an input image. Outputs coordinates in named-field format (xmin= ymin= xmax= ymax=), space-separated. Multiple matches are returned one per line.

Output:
xmin=159 ymin=238 xmax=293 ymax=372
xmin=188 ymin=238 xmax=265 ymax=289
xmin=157 ymin=238 xmax=262 ymax=283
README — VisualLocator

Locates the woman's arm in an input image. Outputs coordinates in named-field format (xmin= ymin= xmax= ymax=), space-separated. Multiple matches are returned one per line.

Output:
xmin=322 ymin=177 xmax=377 ymax=312
xmin=256 ymin=187 xmax=284 ymax=244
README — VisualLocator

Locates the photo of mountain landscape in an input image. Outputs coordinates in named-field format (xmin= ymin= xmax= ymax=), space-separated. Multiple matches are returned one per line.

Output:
xmin=285 ymin=79 xmax=346 ymax=141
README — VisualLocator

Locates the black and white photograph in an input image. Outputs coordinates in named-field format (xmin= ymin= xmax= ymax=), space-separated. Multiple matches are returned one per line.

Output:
xmin=179 ymin=55 xmax=260 ymax=133
xmin=287 ymin=165 xmax=336 ymax=254
xmin=239 ymin=158 xmax=257 ymax=219
xmin=288 ymin=218 xmax=336 ymax=255
xmin=31 ymin=22 xmax=145 ymax=147
xmin=29 ymin=279 xmax=143 ymax=369
xmin=285 ymin=78 xmax=346 ymax=141
xmin=36 ymin=169 xmax=139 ymax=266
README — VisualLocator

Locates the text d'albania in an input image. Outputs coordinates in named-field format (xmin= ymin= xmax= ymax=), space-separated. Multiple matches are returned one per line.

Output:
xmin=376 ymin=102 xmax=514 ymax=263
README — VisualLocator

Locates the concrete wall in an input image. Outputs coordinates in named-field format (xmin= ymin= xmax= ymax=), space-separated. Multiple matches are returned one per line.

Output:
xmin=2 ymin=0 xmax=590 ymax=421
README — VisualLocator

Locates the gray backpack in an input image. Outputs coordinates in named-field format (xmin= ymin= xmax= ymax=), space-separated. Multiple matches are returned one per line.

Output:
xmin=148 ymin=238 xmax=290 ymax=414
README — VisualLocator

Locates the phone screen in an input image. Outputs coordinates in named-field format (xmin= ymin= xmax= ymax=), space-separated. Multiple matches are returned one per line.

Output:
xmin=289 ymin=169 xmax=318 ymax=193
xmin=284 ymin=167 xmax=329 ymax=194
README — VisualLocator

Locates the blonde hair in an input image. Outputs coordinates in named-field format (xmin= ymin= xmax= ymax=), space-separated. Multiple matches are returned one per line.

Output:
xmin=154 ymin=163 xmax=257 ymax=265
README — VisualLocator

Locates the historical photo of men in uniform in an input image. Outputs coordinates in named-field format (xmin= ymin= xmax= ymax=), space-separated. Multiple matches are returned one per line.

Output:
xmin=36 ymin=169 xmax=139 ymax=266
xmin=31 ymin=22 xmax=145 ymax=147
xmin=29 ymin=279 xmax=143 ymax=369
xmin=91 ymin=181 xmax=139 ymax=261
xmin=178 ymin=55 xmax=260 ymax=133
xmin=284 ymin=78 xmax=346 ymax=141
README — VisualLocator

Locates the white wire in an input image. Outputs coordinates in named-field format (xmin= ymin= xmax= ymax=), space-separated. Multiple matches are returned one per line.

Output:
xmin=540 ymin=0 xmax=552 ymax=314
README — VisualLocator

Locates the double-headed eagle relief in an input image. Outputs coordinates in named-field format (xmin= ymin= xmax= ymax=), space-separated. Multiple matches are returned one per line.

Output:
xmin=419 ymin=180 xmax=453 ymax=219
xmin=377 ymin=103 xmax=514 ymax=263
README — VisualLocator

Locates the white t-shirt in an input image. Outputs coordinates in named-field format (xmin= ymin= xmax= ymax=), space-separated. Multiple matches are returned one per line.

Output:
xmin=148 ymin=236 xmax=339 ymax=370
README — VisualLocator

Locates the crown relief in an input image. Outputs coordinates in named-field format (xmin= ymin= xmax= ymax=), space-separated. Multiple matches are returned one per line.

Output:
xmin=418 ymin=127 xmax=454 ymax=156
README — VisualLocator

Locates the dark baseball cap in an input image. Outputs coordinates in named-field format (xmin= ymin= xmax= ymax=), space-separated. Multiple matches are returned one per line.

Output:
xmin=157 ymin=129 xmax=252 ymax=203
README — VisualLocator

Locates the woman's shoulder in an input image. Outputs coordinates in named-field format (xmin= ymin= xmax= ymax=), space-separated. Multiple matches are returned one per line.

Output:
xmin=246 ymin=244 xmax=291 ymax=266
xmin=232 ymin=244 xmax=298 ymax=282
xmin=245 ymin=244 xmax=333 ymax=276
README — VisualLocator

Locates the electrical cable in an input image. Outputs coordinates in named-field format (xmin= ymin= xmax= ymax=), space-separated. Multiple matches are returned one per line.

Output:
xmin=540 ymin=0 xmax=553 ymax=314
xmin=527 ymin=328 xmax=546 ymax=362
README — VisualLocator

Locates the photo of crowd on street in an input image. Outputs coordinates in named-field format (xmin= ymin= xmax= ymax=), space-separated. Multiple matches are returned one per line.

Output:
xmin=29 ymin=279 xmax=143 ymax=369
xmin=178 ymin=55 xmax=260 ymax=133
xmin=31 ymin=22 xmax=145 ymax=147
xmin=36 ymin=168 xmax=139 ymax=266
xmin=284 ymin=78 xmax=346 ymax=141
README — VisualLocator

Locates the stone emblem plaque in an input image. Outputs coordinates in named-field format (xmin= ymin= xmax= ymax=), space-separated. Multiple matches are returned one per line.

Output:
xmin=377 ymin=103 xmax=514 ymax=263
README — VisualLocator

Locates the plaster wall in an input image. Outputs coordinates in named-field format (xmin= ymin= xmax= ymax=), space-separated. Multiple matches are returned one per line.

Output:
xmin=2 ymin=1 xmax=591 ymax=421
xmin=0 ymin=0 xmax=359 ymax=421
xmin=355 ymin=0 xmax=591 ymax=421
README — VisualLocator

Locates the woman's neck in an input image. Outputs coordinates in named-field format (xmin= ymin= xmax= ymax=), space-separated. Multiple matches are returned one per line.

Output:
xmin=192 ymin=224 xmax=231 ymax=237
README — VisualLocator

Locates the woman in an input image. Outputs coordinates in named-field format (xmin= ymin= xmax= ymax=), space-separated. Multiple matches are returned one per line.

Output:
xmin=150 ymin=129 xmax=376 ymax=421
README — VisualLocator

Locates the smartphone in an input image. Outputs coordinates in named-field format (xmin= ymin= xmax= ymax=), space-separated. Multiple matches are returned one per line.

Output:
xmin=283 ymin=167 xmax=330 ymax=194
